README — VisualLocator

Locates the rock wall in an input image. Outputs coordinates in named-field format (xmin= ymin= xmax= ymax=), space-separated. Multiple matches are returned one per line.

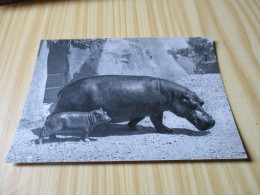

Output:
xmin=67 ymin=45 xmax=90 ymax=80
xmin=98 ymin=38 xmax=188 ymax=82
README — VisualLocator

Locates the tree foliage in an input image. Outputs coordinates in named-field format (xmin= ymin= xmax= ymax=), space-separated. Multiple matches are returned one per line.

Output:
xmin=168 ymin=37 xmax=219 ymax=74
xmin=47 ymin=39 xmax=106 ymax=51
xmin=187 ymin=37 xmax=215 ymax=62
xmin=70 ymin=39 xmax=106 ymax=51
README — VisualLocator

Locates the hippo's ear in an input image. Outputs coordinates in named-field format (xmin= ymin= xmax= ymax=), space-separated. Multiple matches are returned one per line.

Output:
xmin=193 ymin=95 xmax=204 ymax=105
xmin=199 ymin=99 xmax=204 ymax=105
xmin=197 ymin=98 xmax=204 ymax=105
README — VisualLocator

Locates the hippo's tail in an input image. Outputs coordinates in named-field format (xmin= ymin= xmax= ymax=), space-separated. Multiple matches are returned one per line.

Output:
xmin=46 ymin=113 xmax=54 ymax=120
xmin=57 ymin=87 xmax=64 ymax=98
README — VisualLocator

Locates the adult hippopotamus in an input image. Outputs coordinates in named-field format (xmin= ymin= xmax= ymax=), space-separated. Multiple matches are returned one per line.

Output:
xmin=51 ymin=75 xmax=215 ymax=133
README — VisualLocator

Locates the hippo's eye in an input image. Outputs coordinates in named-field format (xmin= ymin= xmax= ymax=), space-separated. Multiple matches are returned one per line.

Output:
xmin=197 ymin=99 xmax=204 ymax=105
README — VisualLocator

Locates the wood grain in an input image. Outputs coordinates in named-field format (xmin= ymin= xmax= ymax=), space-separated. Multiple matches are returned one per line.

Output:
xmin=0 ymin=0 xmax=259 ymax=194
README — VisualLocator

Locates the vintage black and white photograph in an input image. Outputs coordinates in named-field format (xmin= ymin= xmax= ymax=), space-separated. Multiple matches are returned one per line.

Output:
xmin=6 ymin=37 xmax=247 ymax=163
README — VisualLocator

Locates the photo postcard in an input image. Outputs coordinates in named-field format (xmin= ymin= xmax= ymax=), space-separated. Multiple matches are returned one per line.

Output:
xmin=6 ymin=37 xmax=247 ymax=163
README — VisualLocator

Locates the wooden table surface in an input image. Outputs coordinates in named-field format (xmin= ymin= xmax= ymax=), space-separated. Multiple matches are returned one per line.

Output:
xmin=0 ymin=0 xmax=259 ymax=194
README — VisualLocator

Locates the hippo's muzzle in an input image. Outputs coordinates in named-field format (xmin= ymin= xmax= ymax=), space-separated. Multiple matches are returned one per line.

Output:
xmin=188 ymin=108 xmax=215 ymax=131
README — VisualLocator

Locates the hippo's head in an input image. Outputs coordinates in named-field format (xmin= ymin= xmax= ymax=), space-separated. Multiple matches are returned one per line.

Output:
xmin=170 ymin=91 xmax=215 ymax=131
xmin=93 ymin=108 xmax=112 ymax=124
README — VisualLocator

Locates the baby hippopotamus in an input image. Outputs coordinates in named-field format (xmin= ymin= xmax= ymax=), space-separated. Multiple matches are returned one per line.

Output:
xmin=38 ymin=108 xmax=111 ymax=144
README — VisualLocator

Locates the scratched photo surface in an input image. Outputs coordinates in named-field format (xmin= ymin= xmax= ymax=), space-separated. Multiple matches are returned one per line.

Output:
xmin=6 ymin=37 xmax=247 ymax=163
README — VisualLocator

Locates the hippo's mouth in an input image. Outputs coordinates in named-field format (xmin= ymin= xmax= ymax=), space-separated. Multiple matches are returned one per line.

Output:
xmin=188 ymin=109 xmax=215 ymax=131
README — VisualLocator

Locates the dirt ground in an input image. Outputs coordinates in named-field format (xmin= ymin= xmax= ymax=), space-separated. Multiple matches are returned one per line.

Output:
xmin=6 ymin=74 xmax=247 ymax=163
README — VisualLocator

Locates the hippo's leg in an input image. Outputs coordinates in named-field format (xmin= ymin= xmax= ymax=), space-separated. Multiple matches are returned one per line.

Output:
xmin=150 ymin=112 xmax=173 ymax=133
xmin=81 ymin=130 xmax=89 ymax=142
xmin=128 ymin=117 xmax=145 ymax=130
xmin=37 ymin=127 xmax=46 ymax=144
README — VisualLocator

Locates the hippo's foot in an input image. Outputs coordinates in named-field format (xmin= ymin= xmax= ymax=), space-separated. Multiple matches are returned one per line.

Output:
xmin=36 ymin=138 xmax=43 ymax=144
xmin=156 ymin=126 xmax=173 ymax=134
xmin=49 ymin=134 xmax=59 ymax=141
xmin=150 ymin=113 xmax=172 ymax=133
xmin=81 ymin=138 xmax=90 ymax=142
xmin=81 ymin=132 xmax=89 ymax=142
xmin=128 ymin=123 xmax=137 ymax=131
xmin=128 ymin=117 xmax=145 ymax=131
